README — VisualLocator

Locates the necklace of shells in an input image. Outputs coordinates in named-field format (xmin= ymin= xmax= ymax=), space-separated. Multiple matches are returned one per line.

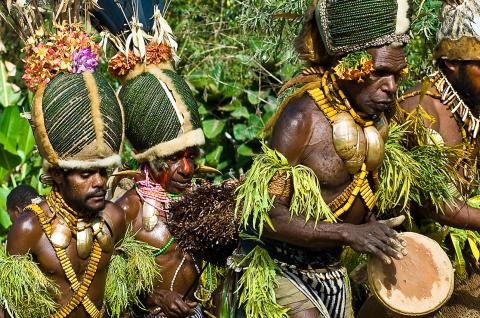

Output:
xmin=306 ymin=70 xmax=387 ymax=217
xmin=46 ymin=190 xmax=114 ymax=259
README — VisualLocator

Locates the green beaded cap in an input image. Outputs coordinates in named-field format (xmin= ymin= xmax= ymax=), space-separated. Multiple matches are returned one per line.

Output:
xmin=315 ymin=0 xmax=411 ymax=55
xmin=32 ymin=72 xmax=124 ymax=170
xmin=119 ymin=65 xmax=204 ymax=162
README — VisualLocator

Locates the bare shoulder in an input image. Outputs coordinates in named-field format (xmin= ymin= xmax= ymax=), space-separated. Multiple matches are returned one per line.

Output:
xmin=7 ymin=207 xmax=44 ymax=255
xmin=271 ymin=93 xmax=328 ymax=164
xmin=398 ymin=82 xmax=445 ymax=129
xmin=103 ymin=201 xmax=127 ymax=242
xmin=115 ymin=188 xmax=141 ymax=223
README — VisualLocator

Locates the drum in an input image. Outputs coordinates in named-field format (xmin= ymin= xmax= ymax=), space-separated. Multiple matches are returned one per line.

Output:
xmin=368 ymin=232 xmax=454 ymax=316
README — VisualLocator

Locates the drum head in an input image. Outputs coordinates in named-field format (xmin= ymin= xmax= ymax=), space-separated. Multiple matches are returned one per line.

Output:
xmin=368 ymin=232 xmax=454 ymax=316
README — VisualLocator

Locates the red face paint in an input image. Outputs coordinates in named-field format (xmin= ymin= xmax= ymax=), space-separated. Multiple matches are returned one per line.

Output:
xmin=182 ymin=156 xmax=191 ymax=174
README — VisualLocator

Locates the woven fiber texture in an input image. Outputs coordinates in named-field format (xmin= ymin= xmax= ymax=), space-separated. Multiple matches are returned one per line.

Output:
xmin=315 ymin=0 xmax=410 ymax=55
xmin=34 ymin=72 xmax=123 ymax=169
xmin=434 ymin=0 xmax=480 ymax=60
xmin=119 ymin=67 xmax=204 ymax=161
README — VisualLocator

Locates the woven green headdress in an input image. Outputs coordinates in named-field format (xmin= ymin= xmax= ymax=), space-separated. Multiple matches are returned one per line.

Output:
xmin=315 ymin=0 xmax=411 ymax=55
xmin=94 ymin=2 xmax=205 ymax=162
xmin=32 ymin=72 xmax=124 ymax=170
xmin=1 ymin=2 xmax=125 ymax=170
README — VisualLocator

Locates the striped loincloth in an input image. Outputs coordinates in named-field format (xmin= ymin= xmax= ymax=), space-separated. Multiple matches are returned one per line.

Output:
xmin=276 ymin=263 xmax=354 ymax=318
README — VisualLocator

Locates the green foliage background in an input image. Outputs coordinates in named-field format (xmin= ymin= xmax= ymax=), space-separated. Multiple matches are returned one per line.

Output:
xmin=0 ymin=0 xmax=442 ymax=240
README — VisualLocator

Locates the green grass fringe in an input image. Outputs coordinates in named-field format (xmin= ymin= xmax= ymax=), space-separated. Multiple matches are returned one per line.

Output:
xmin=235 ymin=143 xmax=333 ymax=237
xmin=377 ymin=122 xmax=460 ymax=221
xmin=104 ymin=230 xmax=161 ymax=317
xmin=0 ymin=246 xmax=59 ymax=318
xmin=236 ymin=246 xmax=289 ymax=318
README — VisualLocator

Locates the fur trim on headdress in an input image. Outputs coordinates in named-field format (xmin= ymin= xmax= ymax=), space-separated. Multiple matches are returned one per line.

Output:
xmin=395 ymin=0 xmax=411 ymax=35
xmin=43 ymin=154 xmax=122 ymax=171
xmin=133 ymin=128 xmax=205 ymax=162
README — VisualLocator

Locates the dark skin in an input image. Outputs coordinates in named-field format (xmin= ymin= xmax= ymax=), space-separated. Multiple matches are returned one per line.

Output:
xmin=5 ymin=168 xmax=126 ymax=318
xmin=399 ymin=59 xmax=480 ymax=229
xmin=116 ymin=147 xmax=201 ymax=318
xmin=264 ymin=45 xmax=408 ymax=318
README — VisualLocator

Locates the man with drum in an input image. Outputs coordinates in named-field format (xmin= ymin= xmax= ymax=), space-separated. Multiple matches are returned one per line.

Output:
xmin=235 ymin=0 xmax=411 ymax=317
xmin=360 ymin=0 xmax=480 ymax=316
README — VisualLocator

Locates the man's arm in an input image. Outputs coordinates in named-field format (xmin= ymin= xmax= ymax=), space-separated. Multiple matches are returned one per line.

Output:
xmin=104 ymin=201 xmax=127 ymax=243
xmin=400 ymin=90 xmax=480 ymax=229
xmin=7 ymin=209 xmax=42 ymax=256
xmin=262 ymin=96 xmax=405 ymax=263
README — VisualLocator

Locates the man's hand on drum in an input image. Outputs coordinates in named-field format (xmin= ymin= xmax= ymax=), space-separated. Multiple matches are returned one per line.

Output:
xmin=342 ymin=219 xmax=407 ymax=264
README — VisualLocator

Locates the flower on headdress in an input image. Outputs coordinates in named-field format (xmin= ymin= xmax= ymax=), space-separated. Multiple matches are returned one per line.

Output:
xmin=72 ymin=47 xmax=98 ymax=73
xmin=22 ymin=21 xmax=100 ymax=91
xmin=107 ymin=43 xmax=172 ymax=78
xmin=334 ymin=50 xmax=375 ymax=83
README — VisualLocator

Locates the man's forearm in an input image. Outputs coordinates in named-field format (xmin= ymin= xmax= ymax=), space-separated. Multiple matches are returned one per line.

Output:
xmin=419 ymin=198 xmax=480 ymax=230
xmin=262 ymin=203 xmax=352 ymax=251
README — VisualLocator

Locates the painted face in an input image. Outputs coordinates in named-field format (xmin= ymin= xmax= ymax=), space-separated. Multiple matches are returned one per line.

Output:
xmin=149 ymin=146 xmax=200 ymax=194
xmin=340 ymin=45 xmax=407 ymax=116
xmin=53 ymin=168 xmax=108 ymax=215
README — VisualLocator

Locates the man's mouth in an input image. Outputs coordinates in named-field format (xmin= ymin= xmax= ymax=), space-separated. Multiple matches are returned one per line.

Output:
xmin=170 ymin=179 xmax=190 ymax=188
xmin=88 ymin=191 xmax=106 ymax=201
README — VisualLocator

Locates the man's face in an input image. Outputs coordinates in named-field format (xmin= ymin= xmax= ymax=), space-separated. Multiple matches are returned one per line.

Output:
xmin=444 ymin=60 xmax=480 ymax=115
xmin=52 ymin=168 xmax=108 ymax=215
xmin=340 ymin=45 xmax=407 ymax=116
xmin=149 ymin=147 xmax=200 ymax=194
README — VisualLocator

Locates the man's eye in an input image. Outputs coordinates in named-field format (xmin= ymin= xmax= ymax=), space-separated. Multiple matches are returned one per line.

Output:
xmin=374 ymin=70 xmax=390 ymax=77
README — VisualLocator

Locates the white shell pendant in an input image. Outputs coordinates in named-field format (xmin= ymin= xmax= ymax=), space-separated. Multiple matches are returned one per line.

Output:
xmin=50 ymin=218 xmax=72 ymax=249
xmin=92 ymin=218 xmax=114 ymax=253
xmin=142 ymin=202 xmax=158 ymax=232
xmin=76 ymin=222 xmax=93 ymax=259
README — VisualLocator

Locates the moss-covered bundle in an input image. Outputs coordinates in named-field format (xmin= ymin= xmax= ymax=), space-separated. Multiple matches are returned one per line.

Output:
xmin=167 ymin=181 xmax=239 ymax=266
xmin=0 ymin=246 xmax=59 ymax=318
xmin=104 ymin=230 xmax=160 ymax=317
xmin=33 ymin=72 xmax=123 ymax=169
xmin=236 ymin=245 xmax=289 ymax=318
xmin=236 ymin=143 xmax=333 ymax=236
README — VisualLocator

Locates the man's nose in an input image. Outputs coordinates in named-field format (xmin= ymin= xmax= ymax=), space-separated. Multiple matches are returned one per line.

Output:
xmin=178 ymin=157 xmax=193 ymax=176
xmin=92 ymin=173 xmax=107 ymax=188
xmin=382 ymin=75 xmax=397 ymax=96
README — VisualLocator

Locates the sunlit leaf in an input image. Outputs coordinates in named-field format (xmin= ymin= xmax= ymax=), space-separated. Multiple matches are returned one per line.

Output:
xmin=202 ymin=119 xmax=226 ymax=139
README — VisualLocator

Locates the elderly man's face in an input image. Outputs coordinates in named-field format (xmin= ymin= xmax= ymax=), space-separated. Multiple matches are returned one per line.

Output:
xmin=340 ymin=45 xmax=407 ymax=116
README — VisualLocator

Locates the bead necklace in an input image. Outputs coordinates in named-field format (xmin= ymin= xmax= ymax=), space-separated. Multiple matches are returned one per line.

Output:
xmin=153 ymin=236 xmax=175 ymax=257
xmin=135 ymin=165 xmax=171 ymax=232
xmin=321 ymin=71 xmax=375 ymax=127
xmin=46 ymin=190 xmax=113 ymax=257
xmin=29 ymin=203 xmax=104 ymax=317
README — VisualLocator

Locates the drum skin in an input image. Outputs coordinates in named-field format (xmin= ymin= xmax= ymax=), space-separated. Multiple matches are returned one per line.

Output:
xmin=367 ymin=232 xmax=454 ymax=316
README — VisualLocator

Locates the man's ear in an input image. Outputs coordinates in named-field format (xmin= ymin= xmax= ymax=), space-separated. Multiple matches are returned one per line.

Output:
xmin=49 ymin=168 xmax=64 ymax=186
xmin=444 ymin=60 xmax=460 ymax=73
